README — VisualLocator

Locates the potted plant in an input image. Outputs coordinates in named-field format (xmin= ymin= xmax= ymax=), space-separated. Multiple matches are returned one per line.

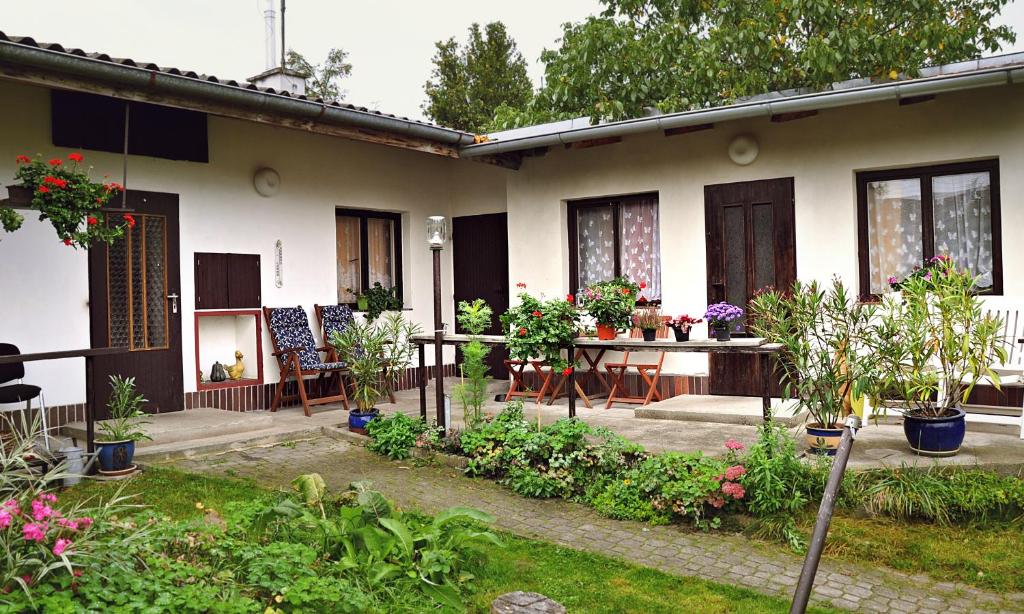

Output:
xmin=96 ymin=375 xmax=150 ymax=475
xmin=347 ymin=289 xmax=370 ymax=312
xmin=750 ymin=279 xmax=876 ymax=455
xmin=578 ymin=277 xmax=641 ymax=340
xmin=667 ymin=315 xmax=702 ymax=341
xmin=4 ymin=153 xmax=129 ymax=248
xmin=868 ymin=256 xmax=1005 ymax=456
xmin=331 ymin=315 xmax=416 ymax=434
xmin=376 ymin=311 xmax=423 ymax=405
xmin=633 ymin=306 xmax=663 ymax=341
xmin=363 ymin=282 xmax=403 ymax=321
xmin=704 ymin=302 xmax=744 ymax=342
xmin=501 ymin=290 xmax=580 ymax=373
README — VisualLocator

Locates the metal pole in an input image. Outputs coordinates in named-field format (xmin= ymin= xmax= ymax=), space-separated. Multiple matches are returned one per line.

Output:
xmin=432 ymin=247 xmax=446 ymax=433
xmin=280 ymin=0 xmax=286 ymax=69
xmin=568 ymin=345 xmax=576 ymax=418
xmin=790 ymin=414 xmax=861 ymax=614
xmin=418 ymin=343 xmax=427 ymax=420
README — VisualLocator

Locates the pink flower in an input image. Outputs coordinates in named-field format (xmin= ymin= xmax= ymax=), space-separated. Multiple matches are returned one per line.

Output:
xmin=708 ymin=496 xmax=726 ymax=508
xmin=887 ymin=276 xmax=898 ymax=285
xmin=0 ymin=510 xmax=11 ymax=529
xmin=725 ymin=465 xmax=746 ymax=481
xmin=2 ymin=500 xmax=19 ymax=515
xmin=721 ymin=481 xmax=746 ymax=500
xmin=39 ymin=493 xmax=57 ymax=504
xmin=77 ymin=517 xmax=93 ymax=528
xmin=724 ymin=439 xmax=744 ymax=451
xmin=31 ymin=499 xmax=55 ymax=521
xmin=53 ymin=538 xmax=72 ymax=557
xmin=57 ymin=518 xmax=79 ymax=531
xmin=22 ymin=522 xmax=47 ymax=542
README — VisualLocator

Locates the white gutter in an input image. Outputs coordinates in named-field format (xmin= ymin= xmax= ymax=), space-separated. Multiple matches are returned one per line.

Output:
xmin=461 ymin=67 xmax=1024 ymax=157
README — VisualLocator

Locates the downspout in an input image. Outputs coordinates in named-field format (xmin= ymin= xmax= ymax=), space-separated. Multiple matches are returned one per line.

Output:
xmin=0 ymin=39 xmax=476 ymax=147
xmin=462 ymin=68 xmax=1018 ymax=157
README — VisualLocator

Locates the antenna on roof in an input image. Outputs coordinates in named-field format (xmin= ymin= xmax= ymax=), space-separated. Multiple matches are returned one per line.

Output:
xmin=280 ymin=0 xmax=286 ymax=69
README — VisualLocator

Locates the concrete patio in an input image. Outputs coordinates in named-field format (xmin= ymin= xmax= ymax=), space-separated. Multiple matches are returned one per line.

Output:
xmin=62 ymin=377 xmax=1024 ymax=472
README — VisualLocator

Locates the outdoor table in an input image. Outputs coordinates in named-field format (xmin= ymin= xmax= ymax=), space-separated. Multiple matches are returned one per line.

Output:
xmin=411 ymin=334 xmax=783 ymax=422
xmin=570 ymin=337 xmax=783 ymax=421
xmin=0 ymin=347 xmax=126 ymax=455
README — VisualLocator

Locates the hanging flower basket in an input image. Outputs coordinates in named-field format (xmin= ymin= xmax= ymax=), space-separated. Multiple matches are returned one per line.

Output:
xmin=3 ymin=153 xmax=130 ymax=248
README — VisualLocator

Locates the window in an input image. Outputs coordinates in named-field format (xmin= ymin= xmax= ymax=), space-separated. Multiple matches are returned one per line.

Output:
xmin=106 ymin=213 xmax=169 ymax=350
xmin=857 ymin=160 xmax=1002 ymax=298
xmin=568 ymin=193 xmax=661 ymax=300
xmin=336 ymin=209 xmax=403 ymax=304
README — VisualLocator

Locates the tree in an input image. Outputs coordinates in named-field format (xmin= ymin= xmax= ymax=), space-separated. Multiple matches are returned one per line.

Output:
xmin=495 ymin=0 xmax=1016 ymax=128
xmin=423 ymin=22 xmax=533 ymax=133
xmin=285 ymin=48 xmax=352 ymax=101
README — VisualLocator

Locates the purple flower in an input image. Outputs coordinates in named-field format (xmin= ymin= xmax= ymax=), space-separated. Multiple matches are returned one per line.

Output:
xmin=887 ymin=275 xmax=898 ymax=285
xmin=704 ymin=302 xmax=744 ymax=325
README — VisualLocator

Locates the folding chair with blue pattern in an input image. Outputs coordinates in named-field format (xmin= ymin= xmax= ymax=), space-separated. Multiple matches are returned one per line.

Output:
xmin=263 ymin=306 xmax=349 ymax=416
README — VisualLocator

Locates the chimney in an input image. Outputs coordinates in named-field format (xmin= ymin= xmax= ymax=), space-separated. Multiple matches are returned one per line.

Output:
xmin=248 ymin=0 xmax=308 ymax=95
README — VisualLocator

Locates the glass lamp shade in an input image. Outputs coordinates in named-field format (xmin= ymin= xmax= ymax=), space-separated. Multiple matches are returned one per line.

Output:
xmin=427 ymin=216 xmax=447 ymax=249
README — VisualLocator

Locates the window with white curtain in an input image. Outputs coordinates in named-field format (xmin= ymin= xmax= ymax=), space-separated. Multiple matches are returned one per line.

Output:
xmin=335 ymin=209 xmax=402 ymax=304
xmin=857 ymin=160 xmax=1001 ymax=297
xmin=569 ymin=193 xmax=662 ymax=301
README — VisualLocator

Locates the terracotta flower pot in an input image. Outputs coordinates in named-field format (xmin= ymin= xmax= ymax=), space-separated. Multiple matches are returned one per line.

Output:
xmin=596 ymin=323 xmax=617 ymax=340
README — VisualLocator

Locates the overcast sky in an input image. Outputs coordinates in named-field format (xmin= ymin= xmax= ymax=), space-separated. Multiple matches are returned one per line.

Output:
xmin=5 ymin=0 xmax=1022 ymax=122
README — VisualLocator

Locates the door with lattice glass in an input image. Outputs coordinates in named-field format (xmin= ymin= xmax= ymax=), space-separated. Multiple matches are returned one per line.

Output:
xmin=88 ymin=190 xmax=182 ymax=417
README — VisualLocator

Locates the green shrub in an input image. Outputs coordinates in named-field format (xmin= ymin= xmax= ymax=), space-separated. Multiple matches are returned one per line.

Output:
xmin=366 ymin=412 xmax=435 ymax=460
xmin=591 ymin=478 xmax=670 ymax=524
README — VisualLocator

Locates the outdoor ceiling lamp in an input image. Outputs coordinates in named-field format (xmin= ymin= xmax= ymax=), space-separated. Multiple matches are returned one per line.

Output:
xmin=427 ymin=215 xmax=447 ymax=249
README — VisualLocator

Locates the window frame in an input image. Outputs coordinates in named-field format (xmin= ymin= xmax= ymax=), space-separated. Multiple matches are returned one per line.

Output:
xmin=856 ymin=159 xmax=1003 ymax=300
xmin=335 ymin=208 xmax=404 ymax=306
xmin=567 ymin=192 xmax=660 ymax=302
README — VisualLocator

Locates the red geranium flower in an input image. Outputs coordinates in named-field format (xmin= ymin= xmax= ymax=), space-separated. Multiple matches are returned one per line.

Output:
xmin=87 ymin=216 xmax=98 ymax=226
xmin=63 ymin=238 xmax=72 ymax=246
xmin=621 ymin=288 xmax=631 ymax=295
xmin=516 ymin=282 xmax=527 ymax=289
xmin=639 ymin=281 xmax=647 ymax=289
xmin=531 ymin=310 xmax=542 ymax=317
xmin=562 ymin=367 xmax=573 ymax=376
xmin=566 ymin=294 xmax=574 ymax=303
xmin=68 ymin=153 xmax=84 ymax=163
xmin=15 ymin=155 xmax=30 ymax=164
xmin=48 ymin=158 xmax=63 ymax=166
xmin=42 ymin=176 xmax=68 ymax=188
xmin=123 ymin=214 xmax=136 ymax=228
xmin=37 ymin=186 xmax=50 ymax=194
xmin=518 ymin=327 xmax=528 ymax=336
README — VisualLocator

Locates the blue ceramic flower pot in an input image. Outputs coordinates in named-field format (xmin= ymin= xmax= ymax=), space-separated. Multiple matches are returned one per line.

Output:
xmin=348 ymin=409 xmax=379 ymax=435
xmin=903 ymin=407 xmax=966 ymax=457
xmin=805 ymin=424 xmax=843 ymax=456
xmin=96 ymin=440 xmax=135 ymax=473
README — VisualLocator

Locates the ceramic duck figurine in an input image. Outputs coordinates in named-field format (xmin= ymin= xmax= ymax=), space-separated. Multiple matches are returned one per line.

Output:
xmin=227 ymin=351 xmax=245 ymax=380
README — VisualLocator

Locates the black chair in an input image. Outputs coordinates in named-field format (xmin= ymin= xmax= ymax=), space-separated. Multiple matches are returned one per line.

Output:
xmin=0 ymin=343 xmax=50 ymax=450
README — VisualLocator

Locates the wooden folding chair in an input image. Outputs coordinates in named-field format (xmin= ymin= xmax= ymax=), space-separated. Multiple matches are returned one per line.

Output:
xmin=537 ymin=360 xmax=593 ymax=409
xmin=264 ymin=306 xmax=349 ymax=416
xmin=503 ymin=359 xmax=540 ymax=402
xmin=316 ymin=304 xmax=398 ymax=403
xmin=605 ymin=316 xmax=670 ymax=408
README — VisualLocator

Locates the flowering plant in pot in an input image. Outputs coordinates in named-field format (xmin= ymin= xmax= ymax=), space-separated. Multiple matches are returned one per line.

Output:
xmin=578 ymin=277 xmax=641 ymax=340
xmin=96 ymin=376 xmax=150 ymax=475
xmin=4 ymin=153 xmax=129 ymax=248
xmin=632 ymin=306 xmax=663 ymax=341
xmin=867 ymin=257 xmax=1005 ymax=456
xmin=703 ymin=302 xmax=744 ymax=341
xmin=749 ymin=279 xmax=876 ymax=455
xmin=500 ymin=288 xmax=580 ymax=373
xmin=667 ymin=315 xmax=702 ymax=341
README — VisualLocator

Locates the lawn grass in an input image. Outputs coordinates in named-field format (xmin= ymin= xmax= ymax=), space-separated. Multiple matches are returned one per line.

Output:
xmin=64 ymin=467 xmax=828 ymax=613
xmin=817 ymin=512 xmax=1024 ymax=593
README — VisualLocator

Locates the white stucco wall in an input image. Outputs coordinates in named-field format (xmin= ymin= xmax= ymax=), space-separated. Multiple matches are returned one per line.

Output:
xmin=0 ymin=80 xmax=507 ymax=407
xmin=504 ymin=83 xmax=1024 ymax=375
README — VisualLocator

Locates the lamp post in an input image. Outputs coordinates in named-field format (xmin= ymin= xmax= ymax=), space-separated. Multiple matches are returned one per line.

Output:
xmin=427 ymin=216 xmax=447 ymax=433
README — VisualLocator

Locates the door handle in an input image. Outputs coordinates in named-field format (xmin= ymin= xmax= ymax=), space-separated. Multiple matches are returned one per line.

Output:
xmin=167 ymin=293 xmax=179 ymax=314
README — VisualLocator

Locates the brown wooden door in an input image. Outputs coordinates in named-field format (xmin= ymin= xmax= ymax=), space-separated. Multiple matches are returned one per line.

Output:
xmin=705 ymin=178 xmax=795 ymax=396
xmin=452 ymin=213 xmax=510 ymax=378
xmin=88 ymin=190 xmax=183 ymax=417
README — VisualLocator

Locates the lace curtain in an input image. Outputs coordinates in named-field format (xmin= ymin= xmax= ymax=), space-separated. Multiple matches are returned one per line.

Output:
xmin=575 ymin=197 xmax=662 ymax=300
xmin=932 ymin=172 xmax=994 ymax=289
xmin=867 ymin=179 xmax=923 ymax=294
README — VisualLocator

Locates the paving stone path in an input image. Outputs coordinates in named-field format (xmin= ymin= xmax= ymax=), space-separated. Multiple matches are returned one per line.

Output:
xmin=170 ymin=436 xmax=1022 ymax=614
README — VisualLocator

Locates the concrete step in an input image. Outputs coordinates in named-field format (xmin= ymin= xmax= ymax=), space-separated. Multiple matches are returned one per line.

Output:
xmin=135 ymin=426 xmax=325 ymax=463
xmin=63 ymin=407 xmax=275 ymax=448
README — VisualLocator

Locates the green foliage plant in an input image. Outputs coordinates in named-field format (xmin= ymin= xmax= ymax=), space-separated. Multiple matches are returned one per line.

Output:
xmin=366 ymin=412 xmax=434 ymax=460
xmin=578 ymin=277 xmax=641 ymax=330
xmin=376 ymin=311 xmax=423 ymax=394
xmin=491 ymin=0 xmax=1016 ymax=127
xmin=98 ymin=375 xmax=151 ymax=443
xmin=423 ymin=21 xmax=533 ymax=133
xmin=500 ymin=290 xmax=581 ymax=372
xmin=454 ymin=299 xmax=493 ymax=427
xmin=749 ymin=278 xmax=876 ymax=429
xmin=361 ymin=282 xmax=403 ymax=322
xmin=331 ymin=313 xmax=421 ymax=413
xmin=866 ymin=256 xmax=1006 ymax=417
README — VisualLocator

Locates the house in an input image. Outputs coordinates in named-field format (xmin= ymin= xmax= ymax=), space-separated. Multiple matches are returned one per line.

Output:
xmin=1 ymin=31 xmax=1022 ymax=431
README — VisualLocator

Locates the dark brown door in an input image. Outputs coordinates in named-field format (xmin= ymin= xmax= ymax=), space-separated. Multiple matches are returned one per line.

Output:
xmin=88 ymin=190 xmax=183 ymax=417
xmin=705 ymin=178 xmax=795 ymax=396
xmin=452 ymin=213 xmax=510 ymax=377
